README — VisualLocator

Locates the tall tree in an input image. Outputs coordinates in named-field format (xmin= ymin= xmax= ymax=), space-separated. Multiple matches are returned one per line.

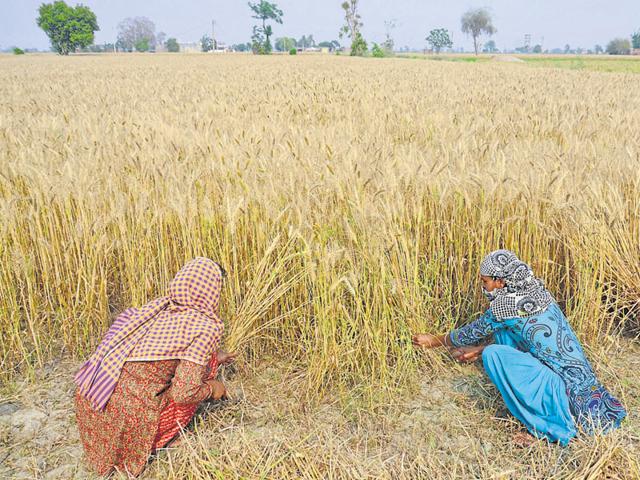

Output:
xmin=340 ymin=0 xmax=367 ymax=56
xmin=426 ymin=28 xmax=453 ymax=54
xmin=483 ymin=40 xmax=498 ymax=53
xmin=116 ymin=17 xmax=156 ymax=52
xmin=632 ymin=30 xmax=640 ymax=49
xmin=37 ymin=1 xmax=99 ymax=55
xmin=201 ymin=35 xmax=214 ymax=52
xmin=297 ymin=35 xmax=317 ymax=49
xmin=248 ymin=1 xmax=283 ymax=54
xmin=275 ymin=37 xmax=296 ymax=52
xmin=606 ymin=38 xmax=631 ymax=55
xmin=156 ymin=32 xmax=167 ymax=50
xmin=461 ymin=8 xmax=496 ymax=55
xmin=383 ymin=19 xmax=396 ymax=54
xmin=318 ymin=40 xmax=340 ymax=51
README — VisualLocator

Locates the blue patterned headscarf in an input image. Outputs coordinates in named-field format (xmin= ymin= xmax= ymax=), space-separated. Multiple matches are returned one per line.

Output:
xmin=480 ymin=249 xmax=554 ymax=320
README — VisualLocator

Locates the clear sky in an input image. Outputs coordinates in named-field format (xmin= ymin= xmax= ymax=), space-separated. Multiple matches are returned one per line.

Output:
xmin=1 ymin=0 xmax=638 ymax=51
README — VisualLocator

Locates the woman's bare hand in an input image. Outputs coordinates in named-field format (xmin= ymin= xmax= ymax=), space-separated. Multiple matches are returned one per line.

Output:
xmin=207 ymin=380 xmax=226 ymax=400
xmin=412 ymin=333 xmax=445 ymax=349
xmin=217 ymin=351 xmax=237 ymax=366
xmin=450 ymin=345 xmax=484 ymax=363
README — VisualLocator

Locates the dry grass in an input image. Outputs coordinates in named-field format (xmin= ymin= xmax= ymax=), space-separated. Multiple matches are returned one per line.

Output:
xmin=0 ymin=53 xmax=639 ymax=477
xmin=1 ymin=340 xmax=639 ymax=479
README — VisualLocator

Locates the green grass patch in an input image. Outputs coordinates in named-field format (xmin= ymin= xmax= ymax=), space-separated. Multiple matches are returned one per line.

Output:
xmin=519 ymin=55 xmax=640 ymax=74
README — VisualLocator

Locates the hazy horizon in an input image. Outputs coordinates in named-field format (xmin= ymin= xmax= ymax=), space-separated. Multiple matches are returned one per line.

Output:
xmin=1 ymin=1 xmax=639 ymax=52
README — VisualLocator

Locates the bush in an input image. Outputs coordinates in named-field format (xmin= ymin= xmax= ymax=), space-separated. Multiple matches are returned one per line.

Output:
xmin=13 ymin=47 xmax=25 ymax=55
xmin=350 ymin=32 xmax=367 ymax=56
xmin=606 ymin=38 xmax=631 ymax=55
xmin=371 ymin=43 xmax=385 ymax=58
xmin=165 ymin=38 xmax=180 ymax=53
xmin=289 ymin=48 xmax=297 ymax=55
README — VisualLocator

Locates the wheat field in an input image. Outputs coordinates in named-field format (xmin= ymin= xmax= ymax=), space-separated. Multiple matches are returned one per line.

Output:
xmin=0 ymin=53 xmax=639 ymax=478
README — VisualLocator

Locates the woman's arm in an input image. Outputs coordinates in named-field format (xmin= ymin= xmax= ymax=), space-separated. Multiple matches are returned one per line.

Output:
xmin=166 ymin=360 xmax=225 ymax=405
xmin=449 ymin=309 xmax=500 ymax=347
xmin=413 ymin=309 xmax=502 ymax=349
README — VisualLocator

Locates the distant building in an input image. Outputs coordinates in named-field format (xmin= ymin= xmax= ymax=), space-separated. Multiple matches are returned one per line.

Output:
xmin=212 ymin=42 xmax=230 ymax=53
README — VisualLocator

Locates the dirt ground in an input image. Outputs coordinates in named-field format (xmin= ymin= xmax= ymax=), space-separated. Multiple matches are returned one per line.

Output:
xmin=1 ymin=339 xmax=639 ymax=479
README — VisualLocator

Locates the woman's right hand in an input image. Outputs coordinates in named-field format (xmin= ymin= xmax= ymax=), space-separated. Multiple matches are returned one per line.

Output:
xmin=412 ymin=333 xmax=446 ymax=349
xmin=207 ymin=380 xmax=226 ymax=400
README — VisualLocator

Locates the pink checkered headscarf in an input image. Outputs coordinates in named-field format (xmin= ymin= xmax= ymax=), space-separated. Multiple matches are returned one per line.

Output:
xmin=75 ymin=258 xmax=224 ymax=411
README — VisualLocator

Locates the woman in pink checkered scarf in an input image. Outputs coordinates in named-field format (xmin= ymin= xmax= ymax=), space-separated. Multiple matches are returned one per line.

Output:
xmin=74 ymin=257 xmax=235 ymax=477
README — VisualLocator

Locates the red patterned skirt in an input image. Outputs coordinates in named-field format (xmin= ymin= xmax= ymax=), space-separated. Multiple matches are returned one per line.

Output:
xmin=75 ymin=354 xmax=218 ymax=477
xmin=153 ymin=354 xmax=218 ymax=449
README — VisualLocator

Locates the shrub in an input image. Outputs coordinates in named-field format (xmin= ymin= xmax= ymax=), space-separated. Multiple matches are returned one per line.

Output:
xmin=371 ymin=43 xmax=385 ymax=58
xmin=289 ymin=48 xmax=297 ymax=55
xmin=13 ymin=47 xmax=25 ymax=55
xmin=165 ymin=38 xmax=180 ymax=53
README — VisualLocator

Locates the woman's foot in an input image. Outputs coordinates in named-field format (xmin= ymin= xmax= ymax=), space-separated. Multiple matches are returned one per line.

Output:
xmin=512 ymin=431 xmax=537 ymax=448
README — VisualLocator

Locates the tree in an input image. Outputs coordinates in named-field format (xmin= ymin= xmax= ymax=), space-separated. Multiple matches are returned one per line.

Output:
xmin=383 ymin=19 xmax=396 ymax=54
xmin=371 ymin=43 xmax=385 ymax=58
xmin=165 ymin=38 xmax=180 ymax=53
xmin=426 ymin=28 xmax=453 ymax=54
xmin=201 ymin=35 xmax=214 ymax=52
xmin=318 ymin=40 xmax=340 ymax=51
xmin=37 ymin=1 xmax=99 ymax=55
xmin=117 ymin=17 xmax=156 ymax=52
xmin=606 ymin=38 xmax=631 ymax=55
xmin=340 ymin=0 xmax=367 ymax=56
xmin=461 ymin=8 xmax=496 ymax=55
xmin=13 ymin=47 xmax=25 ymax=55
xmin=156 ymin=32 xmax=167 ymax=50
xmin=297 ymin=35 xmax=316 ymax=49
xmin=135 ymin=38 xmax=151 ymax=52
xmin=275 ymin=37 xmax=296 ymax=52
xmin=482 ymin=40 xmax=498 ymax=53
xmin=248 ymin=1 xmax=283 ymax=54
xmin=632 ymin=31 xmax=640 ymax=49
xmin=594 ymin=44 xmax=603 ymax=54
xmin=532 ymin=44 xmax=542 ymax=54
xmin=564 ymin=44 xmax=571 ymax=54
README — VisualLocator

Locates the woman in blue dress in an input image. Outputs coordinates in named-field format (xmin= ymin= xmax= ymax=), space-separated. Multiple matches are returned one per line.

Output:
xmin=413 ymin=249 xmax=626 ymax=446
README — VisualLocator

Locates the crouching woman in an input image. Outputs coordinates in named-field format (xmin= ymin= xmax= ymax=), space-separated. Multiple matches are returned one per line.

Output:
xmin=74 ymin=257 xmax=232 ymax=477
xmin=413 ymin=250 xmax=626 ymax=446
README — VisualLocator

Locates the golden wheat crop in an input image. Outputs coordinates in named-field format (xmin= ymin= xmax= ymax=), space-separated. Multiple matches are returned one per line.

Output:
xmin=0 ymin=54 xmax=638 ymax=399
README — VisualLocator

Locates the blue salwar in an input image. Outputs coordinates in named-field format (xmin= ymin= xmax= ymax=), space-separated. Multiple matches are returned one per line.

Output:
xmin=450 ymin=302 xmax=626 ymax=445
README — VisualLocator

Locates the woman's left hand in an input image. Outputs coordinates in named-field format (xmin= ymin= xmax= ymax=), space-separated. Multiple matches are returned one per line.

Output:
xmin=217 ymin=351 xmax=237 ymax=365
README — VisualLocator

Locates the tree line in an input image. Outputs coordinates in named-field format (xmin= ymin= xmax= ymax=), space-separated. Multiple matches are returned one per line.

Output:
xmin=32 ymin=0 xmax=640 ymax=57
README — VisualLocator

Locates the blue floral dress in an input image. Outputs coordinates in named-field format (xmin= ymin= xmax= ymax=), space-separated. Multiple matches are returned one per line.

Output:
xmin=450 ymin=302 xmax=626 ymax=445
